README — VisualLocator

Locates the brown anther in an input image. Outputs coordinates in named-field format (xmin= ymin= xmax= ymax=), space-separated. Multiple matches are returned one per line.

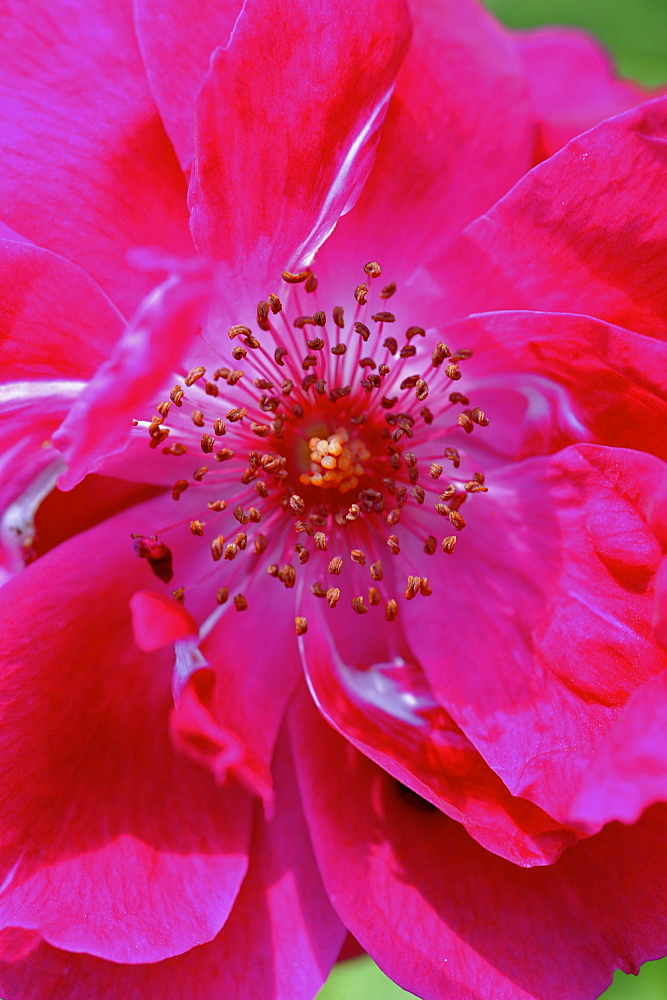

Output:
xmin=302 ymin=356 xmax=317 ymax=371
xmin=148 ymin=427 xmax=170 ymax=448
xmin=189 ymin=520 xmax=205 ymax=536
xmin=378 ymin=363 xmax=390 ymax=376
xmin=399 ymin=375 xmax=420 ymax=390
xmin=216 ymin=448 xmax=234 ymax=462
xmin=370 ymin=561 xmax=383 ymax=581
xmin=385 ymin=599 xmax=398 ymax=621
xmin=228 ymin=324 xmax=253 ymax=340
xmin=191 ymin=410 xmax=205 ymax=428
xmin=474 ymin=471 xmax=486 ymax=484
xmin=465 ymin=480 xmax=489 ymax=493
xmin=444 ymin=447 xmax=461 ymax=468
xmin=184 ymin=366 xmax=206 ymax=386
xmin=311 ymin=582 xmax=327 ymax=598
xmin=404 ymin=452 xmax=417 ymax=468
xmin=445 ymin=363 xmax=462 ymax=381
xmin=420 ymin=406 xmax=434 ymax=425
xmin=412 ymin=485 xmax=426 ymax=504
xmin=246 ymin=507 xmax=261 ymax=523
xmin=327 ymin=587 xmax=341 ymax=608
xmin=157 ymin=401 xmax=171 ymax=418
xmin=354 ymin=283 xmax=368 ymax=305
xmin=354 ymin=321 xmax=370 ymax=342
xmin=281 ymin=379 xmax=295 ymax=395
xmin=172 ymin=479 xmax=189 ymax=500
xmin=254 ymin=534 xmax=267 ymax=554
xmin=364 ymin=261 xmax=382 ymax=278
xmin=346 ymin=504 xmax=361 ymax=522
xmin=211 ymin=535 xmax=225 ymax=561
xmin=386 ymin=508 xmax=401 ymax=528
xmin=294 ymin=315 xmax=315 ymax=328
xmin=428 ymin=463 xmax=443 ymax=480
xmin=267 ymin=564 xmax=279 ymax=577
xmin=431 ymin=343 xmax=451 ymax=367
xmin=268 ymin=293 xmax=282 ymax=313
xmin=372 ymin=311 xmax=394 ymax=324
xmin=282 ymin=269 xmax=310 ymax=284
xmin=450 ymin=348 xmax=473 ymax=362
xmin=274 ymin=346 xmax=288 ymax=366
xmin=387 ymin=534 xmax=400 ymax=554
xmin=213 ymin=418 xmax=226 ymax=436
xmin=289 ymin=494 xmax=306 ymax=514
xmin=169 ymin=386 xmax=185 ymax=407
xmin=328 ymin=556 xmax=343 ymax=575
xmin=314 ymin=377 xmax=327 ymax=395
xmin=380 ymin=281 xmax=396 ymax=299
xmin=368 ymin=587 xmax=381 ymax=606
xmin=448 ymin=509 xmax=466 ymax=530
xmin=415 ymin=379 xmax=429 ymax=401
xmin=314 ymin=531 xmax=328 ymax=551
xmin=457 ymin=412 xmax=475 ymax=434
xmin=224 ymin=542 xmax=239 ymax=560
xmin=359 ymin=357 xmax=377 ymax=370
xmin=235 ymin=532 xmax=248 ymax=550
xmin=257 ymin=300 xmax=271 ymax=331
xmin=442 ymin=535 xmax=457 ymax=554
xmin=216 ymin=587 xmax=229 ymax=605
xmin=226 ymin=407 xmax=247 ymax=422
xmin=278 ymin=564 xmax=297 ymax=588
xmin=171 ymin=587 xmax=185 ymax=604
xmin=233 ymin=505 xmax=250 ymax=525
xmin=381 ymin=396 xmax=398 ymax=410
xmin=406 ymin=326 xmax=426 ymax=341
xmin=440 ymin=484 xmax=457 ymax=500
xmin=449 ymin=392 xmax=469 ymax=405
xmin=207 ymin=499 xmax=227 ymax=511
xmin=383 ymin=337 xmax=398 ymax=355
xmin=305 ymin=271 xmax=318 ymax=293
xmin=330 ymin=343 xmax=347 ymax=358
xmin=131 ymin=535 xmax=174 ymax=583
xmin=471 ymin=406 xmax=490 ymax=426
xmin=306 ymin=337 xmax=325 ymax=351
xmin=231 ymin=345 xmax=247 ymax=360
xmin=162 ymin=443 xmax=187 ymax=456
xmin=294 ymin=543 xmax=309 ymax=565
xmin=294 ymin=520 xmax=314 ymax=535
xmin=251 ymin=422 xmax=271 ymax=437
xmin=234 ymin=594 xmax=248 ymax=611
xmin=205 ymin=381 xmax=219 ymax=397
xmin=295 ymin=616 xmax=308 ymax=636
xmin=352 ymin=596 xmax=369 ymax=614
xmin=350 ymin=549 xmax=366 ymax=565
xmin=330 ymin=305 xmax=345 ymax=328
xmin=313 ymin=311 xmax=326 ymax=327
xmin=201 ymin=433 xmax=215 ymax=453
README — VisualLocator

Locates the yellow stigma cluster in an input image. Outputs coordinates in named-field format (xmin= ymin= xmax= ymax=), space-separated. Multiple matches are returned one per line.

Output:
xmin=299 ymin=427 xmax=370 ymax=493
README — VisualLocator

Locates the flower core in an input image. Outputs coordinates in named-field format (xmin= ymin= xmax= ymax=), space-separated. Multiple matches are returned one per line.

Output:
xmin=133 ymin=264 xmax=490 ymax=633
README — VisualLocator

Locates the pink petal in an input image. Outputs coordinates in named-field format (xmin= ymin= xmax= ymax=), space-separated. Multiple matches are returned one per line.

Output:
xmin=0 ymin=0 xmax=192 ymax=317
xmin=514 ymin=26 xmax=650 ymax=161
xmin=300 ymin=589 xmax=578 ymax=866
xmin=0 ymin=503 xmax=253 ymax=962
xmin=403 ymin=445 xmax=667 ymax=825
xmin=130 ymin=590 xmax=198 ymax=651
xmin=53 ymin=266 xmax=214 ymax=490
xmin=293 ymin=696 xmax=667 ymax=1000
xmin=0 ymin=731 xmax=345 ymax=1000
xmin=448 ymin=310 xmax=667 ymax=460
xmin=171 ymin=578 xmax=303 ymax=803
xmin=188 ymin=0 xmax=412 ymax=279
xmin=134 ymin=0 xmax=243 ymax=169
xmin=318 ymin=0 xmax=533 ymax=278
xmin=434 ymin=96 xmax=667 ymax=333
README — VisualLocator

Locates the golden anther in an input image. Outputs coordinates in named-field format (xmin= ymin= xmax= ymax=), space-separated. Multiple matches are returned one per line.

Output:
xmin=295 ymin=616 xmax=308 ymax=636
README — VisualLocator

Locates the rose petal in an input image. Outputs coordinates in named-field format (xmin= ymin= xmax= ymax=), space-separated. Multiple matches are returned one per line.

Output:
xmin=188 ymin=0 xmax=411 ymax=279
xmin=293 ymin=695 xmax=667 ymax=1000
xmin=134 ymin=0 xmax=243 ymax=169
xmin=0 ymin=729 xmax=345 ymax=1000
xmin=0 ymin=0 xmax=192 ymax=316
xmin=0 ymin=503 xmax=253 ymax=962
xmin=404 ymin=445 xmax=667 ymax=825
xmin=434 ymin=96 xmax=667 ymax=333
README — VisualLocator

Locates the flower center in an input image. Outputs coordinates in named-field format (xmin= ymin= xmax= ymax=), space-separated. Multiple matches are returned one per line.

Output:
xmin=132 ymin=263 xmax=490 ymax=634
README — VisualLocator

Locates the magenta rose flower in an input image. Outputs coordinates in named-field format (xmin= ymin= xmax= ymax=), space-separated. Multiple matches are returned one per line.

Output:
xmin=0 ymin=1 xmax=666 ymax=999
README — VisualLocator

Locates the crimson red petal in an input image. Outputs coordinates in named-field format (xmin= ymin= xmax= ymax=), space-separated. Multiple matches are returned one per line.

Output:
xmin=404 ymin=446 xmax=667 ymax=825
xmin=434 ymin=96 xmax=667 ymax=333
xmin=0 ymin=729 xmax=345 ymax=1000
xmin=292 ymin=694 xmax=667 ymax=1000
xmin=319 ymin=0 xmax=532 ymax=277
xmin=0 ymin=0 xmax=192 ymax=316
xmin=0 ymin=504 xmax=253 ymax=962
xmin=514 ymin=26 xmax=650 ymax=161
xmin=134 ymin=0 xmax=242 ymax=169
xmin=188 ymin=0 xmax=411 ymax=278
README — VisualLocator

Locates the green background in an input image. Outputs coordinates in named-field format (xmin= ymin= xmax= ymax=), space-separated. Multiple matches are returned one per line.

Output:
xmin=318 ymin=1 xmax=667 ymax=998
